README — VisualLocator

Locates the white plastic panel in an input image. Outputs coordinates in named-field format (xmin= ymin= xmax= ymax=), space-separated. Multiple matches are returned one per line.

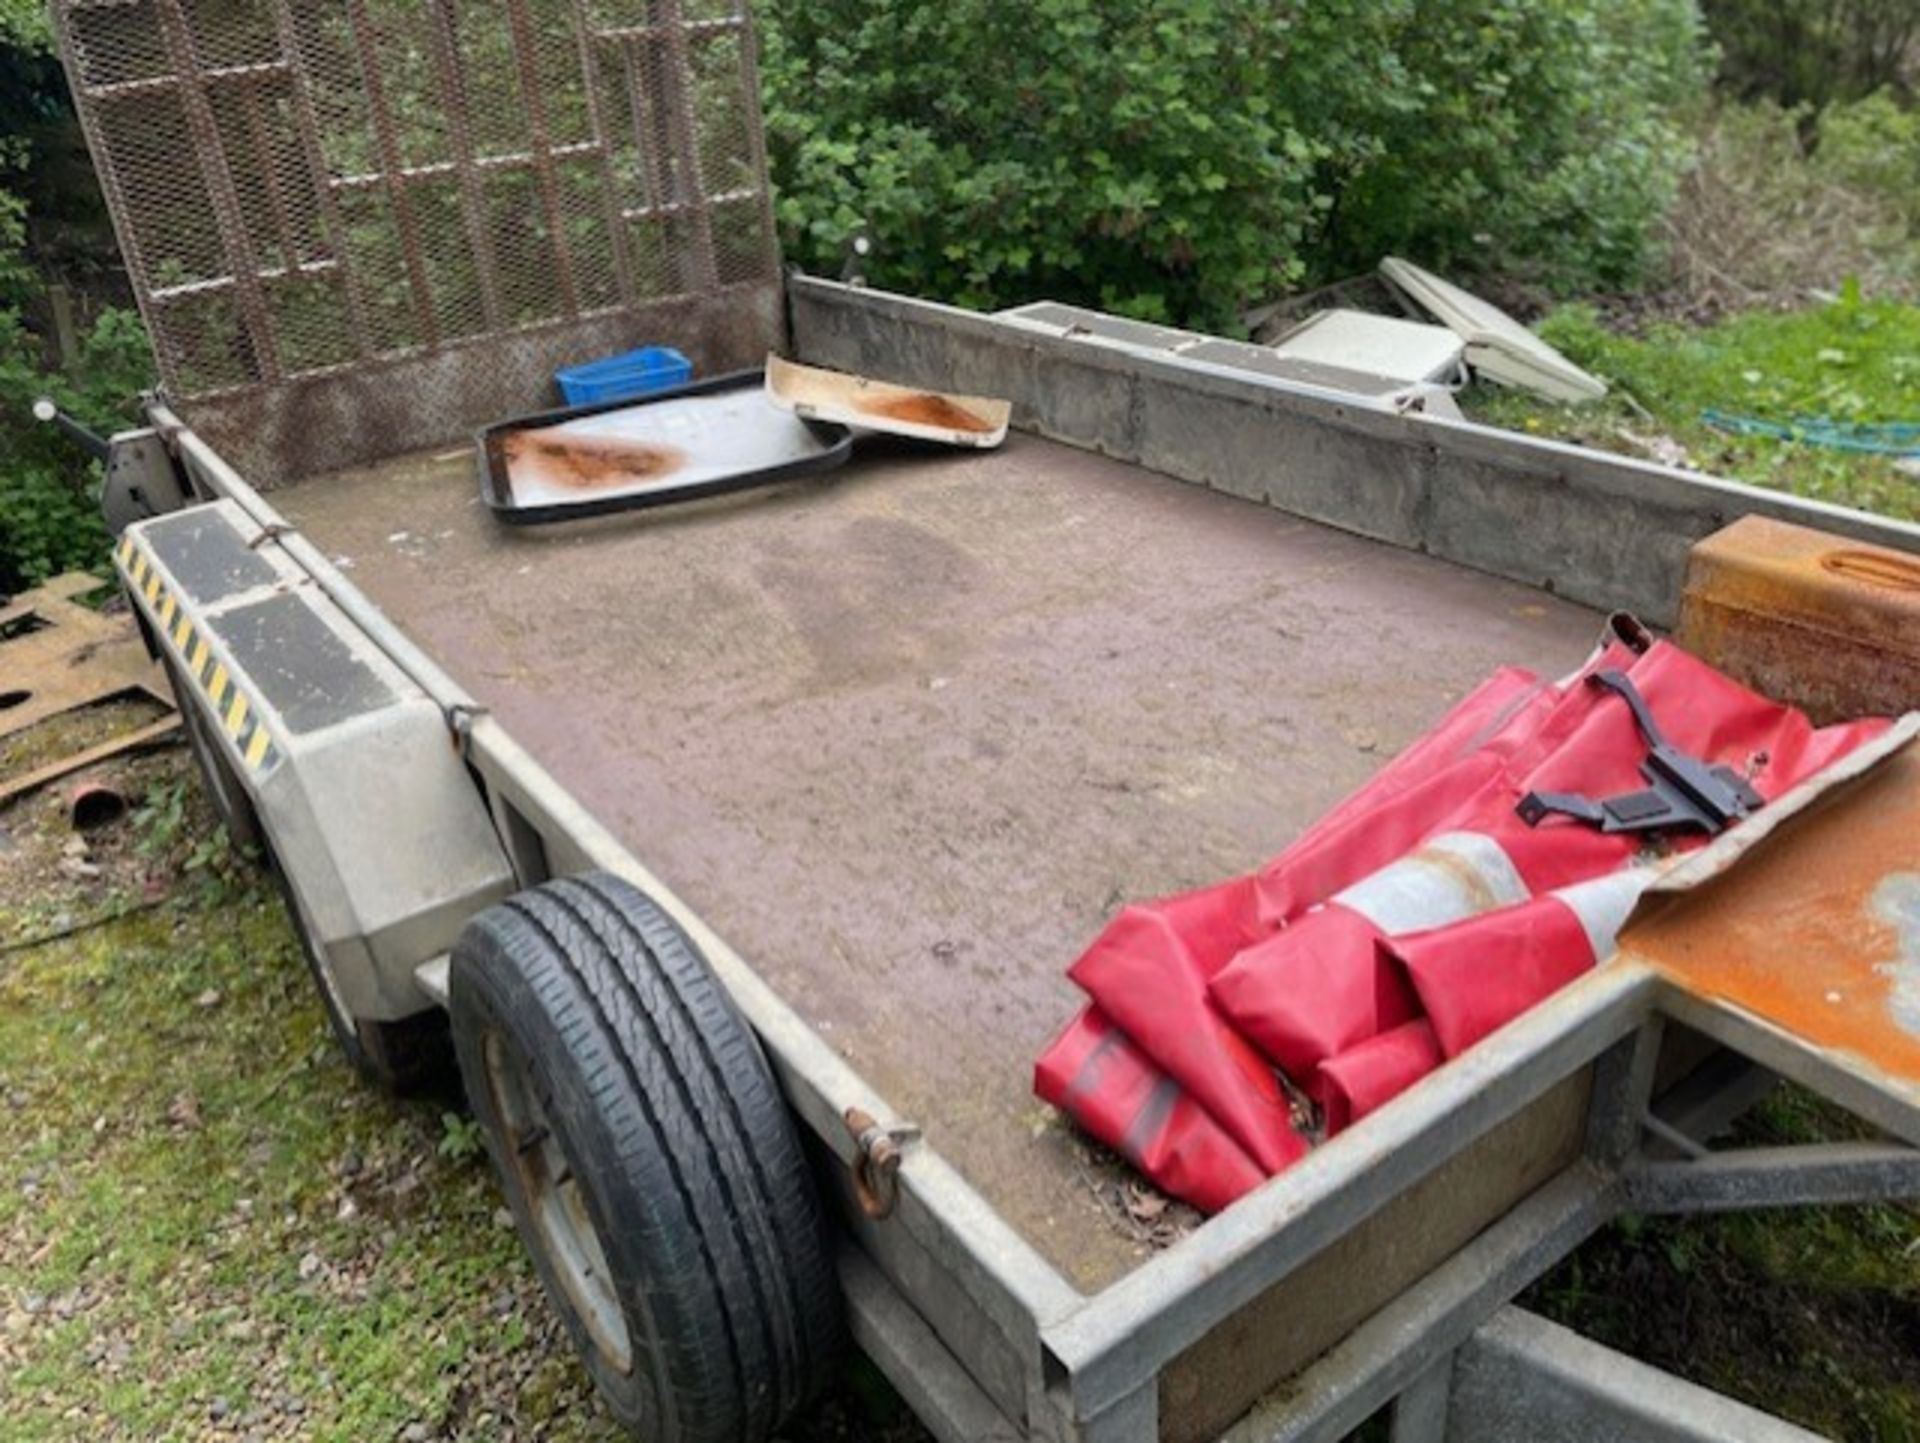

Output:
xmin=1269 ymin=308 xmax=1464 ymax=386
xmin=1382 ymin=257 xmax=1608 ymax=403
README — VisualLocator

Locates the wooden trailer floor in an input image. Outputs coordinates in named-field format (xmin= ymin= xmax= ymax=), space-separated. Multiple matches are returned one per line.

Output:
xmin=279 ymin=432 xmax=1601 ymax=1290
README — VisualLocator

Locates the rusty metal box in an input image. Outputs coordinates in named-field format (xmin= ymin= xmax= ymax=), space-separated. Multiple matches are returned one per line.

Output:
xmin=1676 ymin=514 xmax=1920 ymax=723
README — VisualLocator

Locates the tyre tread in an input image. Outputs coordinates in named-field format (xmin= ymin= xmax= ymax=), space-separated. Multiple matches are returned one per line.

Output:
xmin=450 ymin=871 xmax=841 ymax=1443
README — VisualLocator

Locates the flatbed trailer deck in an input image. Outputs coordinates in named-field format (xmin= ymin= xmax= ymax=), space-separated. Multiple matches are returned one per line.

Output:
xmin=278 ymin=427 xmax=1600 ymax=1291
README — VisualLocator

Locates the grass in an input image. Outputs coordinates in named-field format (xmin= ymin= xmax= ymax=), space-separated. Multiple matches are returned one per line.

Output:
xmin=0 ymin=861 xmax=604 ymax=1440
xmin=1527 ymin=1087 xmax=1920 ymax=1441
xmin=1464 ymin=292 xmax=1920 ymax=521
xmin=0 ymin=750 xmax=921 ymax=1442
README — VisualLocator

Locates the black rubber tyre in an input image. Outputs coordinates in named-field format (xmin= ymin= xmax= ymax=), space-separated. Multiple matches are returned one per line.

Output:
xmin=448 ymin=872 xmax=843 ymax=1443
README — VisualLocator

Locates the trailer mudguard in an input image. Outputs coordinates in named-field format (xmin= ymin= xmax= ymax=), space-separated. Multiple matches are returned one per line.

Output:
xmin=115 ymin=500 xmax=515 ymax=1021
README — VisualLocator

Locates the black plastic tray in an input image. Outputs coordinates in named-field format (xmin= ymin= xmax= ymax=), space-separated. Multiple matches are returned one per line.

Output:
xmin=476 ymin=369 xmax=853 ymax=526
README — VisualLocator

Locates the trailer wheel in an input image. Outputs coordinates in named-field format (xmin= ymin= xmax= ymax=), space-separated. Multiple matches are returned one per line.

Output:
xmin=448 ymin=872 xmax=843 ymax=1443
xmin=163 ymin=654 xmax=264 ymax=863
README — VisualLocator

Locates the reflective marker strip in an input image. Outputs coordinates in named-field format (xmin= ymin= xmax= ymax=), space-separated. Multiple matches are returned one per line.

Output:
xmin=1333 ymin=831 xmax=1531 ymax=935
xmin=114 ymin=533 xmax=279 ymax=774
xmin=1553 ymin=869 xmax=1659 ymax=965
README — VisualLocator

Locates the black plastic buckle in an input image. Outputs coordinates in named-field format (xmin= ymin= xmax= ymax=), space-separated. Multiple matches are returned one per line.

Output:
xmin=1516 ymin=669 xmax=1763 ymax=836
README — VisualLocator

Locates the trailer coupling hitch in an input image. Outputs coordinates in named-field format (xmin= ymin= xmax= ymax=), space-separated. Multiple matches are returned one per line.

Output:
xmin=844 ymin=1107 xmax=919 ymax=1220
xmin=1517 ymin=669 xmax=1764 ymax=836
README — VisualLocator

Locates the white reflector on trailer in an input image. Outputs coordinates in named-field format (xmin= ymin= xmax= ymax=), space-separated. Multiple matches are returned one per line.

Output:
xmin=1381 ymin=257 xmax=1608 ymax=403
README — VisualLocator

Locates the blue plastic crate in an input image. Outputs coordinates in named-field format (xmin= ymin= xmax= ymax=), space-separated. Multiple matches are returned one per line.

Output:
xmin=554 ymin=345 xmax=693 ymax=406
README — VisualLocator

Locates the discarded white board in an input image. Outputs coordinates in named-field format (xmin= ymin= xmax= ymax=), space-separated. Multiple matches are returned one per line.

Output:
xmin=1380 ymin=256 xmax=1608 ymax=404
xmin=765 ymin=354 xmax=1011 ymax=449
xmin=1267 ymin=307 xmax=1466 ymax=387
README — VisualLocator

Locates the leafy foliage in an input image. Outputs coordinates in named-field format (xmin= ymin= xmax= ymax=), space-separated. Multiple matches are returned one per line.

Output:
xmin=0 ymin=11 xmax=151 ymax=596
xmin=0 ymin=292 xmax=152 ymax=593
xmin=760 ymin=0 xmax=1706 ymax=327
xmin=0 ymin=0 xmax=50 ymax=51
xmin=760 ymin=1 xmax=1323 ymax=327
xmin=1818 ymin=92 xmax=1920 ymax=235
xmin=1662 ymin=96 xmax=1919 ymax=313
xmin=1284 ymin=0 xmax=1706 ymax=290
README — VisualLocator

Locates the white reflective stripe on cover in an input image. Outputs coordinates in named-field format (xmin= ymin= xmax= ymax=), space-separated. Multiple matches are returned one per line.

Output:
xmin=1333 ymin=831 xmax=1530 ymax=935
xmin=1552 ymin=868 xmax=1662 ymax=967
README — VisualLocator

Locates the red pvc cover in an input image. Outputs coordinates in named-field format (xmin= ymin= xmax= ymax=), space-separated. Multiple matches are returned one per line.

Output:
xmin=1312 ymin=1019 xmax=1444 ymax=1135
xmin=1033 ymin=1006 xmax=1271 ymax=1215
xmin=1036 ymin=635 xmax=1888 ymax=1215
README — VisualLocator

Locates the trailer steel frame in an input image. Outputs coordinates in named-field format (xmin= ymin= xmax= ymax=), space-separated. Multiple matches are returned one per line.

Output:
xmin=131 ymin=279 xmax=1920 ymax=1443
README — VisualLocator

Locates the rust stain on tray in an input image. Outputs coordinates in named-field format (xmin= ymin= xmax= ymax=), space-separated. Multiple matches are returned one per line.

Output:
xmin=503 ymin=431 xmax=685 ymax=490
xmin=1623 ymin=744 xmax=1920 ymax=1084
xmin=860 ymin=392 xmax=993 ymax=433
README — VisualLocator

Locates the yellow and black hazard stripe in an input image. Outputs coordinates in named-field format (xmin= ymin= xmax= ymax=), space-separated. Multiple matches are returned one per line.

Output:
xmin=116 ymin=534 xmax=280 ymax=774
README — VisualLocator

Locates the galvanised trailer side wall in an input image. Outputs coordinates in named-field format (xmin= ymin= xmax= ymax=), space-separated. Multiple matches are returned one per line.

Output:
xmin=149 ymin=279 xmax=1920 ymax=1443
xmin=789 ymin=278 xmax=1920 ymax=630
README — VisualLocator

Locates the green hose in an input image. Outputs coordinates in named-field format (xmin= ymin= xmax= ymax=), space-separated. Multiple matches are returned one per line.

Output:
xmin=1702 ymin=409 xmax=1920 ymax=457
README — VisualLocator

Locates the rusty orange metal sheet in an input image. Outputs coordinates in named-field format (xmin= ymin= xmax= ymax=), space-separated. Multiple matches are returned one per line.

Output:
xmin=0 ymin=571 xmax=173 ymax=740
xmin=1623 ymin=743 xmax=1920 ymax=1085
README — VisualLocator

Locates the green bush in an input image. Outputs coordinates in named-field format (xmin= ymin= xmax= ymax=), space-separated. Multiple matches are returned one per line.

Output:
xmin=1818 ymin=92 xmax=1920 ymax=233
xmin=0 ymin=195 xmax=154 ymax=594
xmin=1296 ymin=0 xmax=1707 ymax=289
xmin=1664 ymin=97 xmax=1920 ymax=308
xmin=0 ymin=7 xmax=153 ymax=596
xmin=761 ymin=1 xmax=1326 ymax=327
xmin=760 ymin=0 xmax=1706 ymax=328
xmin=0 ymin=299 xmax=152 ymax=593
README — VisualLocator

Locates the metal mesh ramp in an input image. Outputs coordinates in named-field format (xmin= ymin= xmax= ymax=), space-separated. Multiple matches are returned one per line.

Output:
xmin=53 ymin=0 xmax=784 ymax=482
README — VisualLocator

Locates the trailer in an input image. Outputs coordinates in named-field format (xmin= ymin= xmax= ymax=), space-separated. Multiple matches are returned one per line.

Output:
xmin=44 ymin=4 xmax=1920 ymax=1441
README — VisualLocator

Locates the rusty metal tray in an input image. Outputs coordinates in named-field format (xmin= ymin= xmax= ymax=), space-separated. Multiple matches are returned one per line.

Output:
xmin=765 ymin=353 xmax=1012 ymax=447
xmin=476 ymin=370 xmax=853 ymax=526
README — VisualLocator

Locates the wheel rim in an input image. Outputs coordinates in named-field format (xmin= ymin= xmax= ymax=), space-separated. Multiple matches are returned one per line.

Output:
xmin=482 ymin=1030 xmax=633 ymax=1375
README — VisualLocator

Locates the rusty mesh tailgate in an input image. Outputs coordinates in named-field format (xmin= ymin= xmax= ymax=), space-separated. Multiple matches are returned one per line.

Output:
xmin=53 ymin=0 xmax=784 ymax=482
